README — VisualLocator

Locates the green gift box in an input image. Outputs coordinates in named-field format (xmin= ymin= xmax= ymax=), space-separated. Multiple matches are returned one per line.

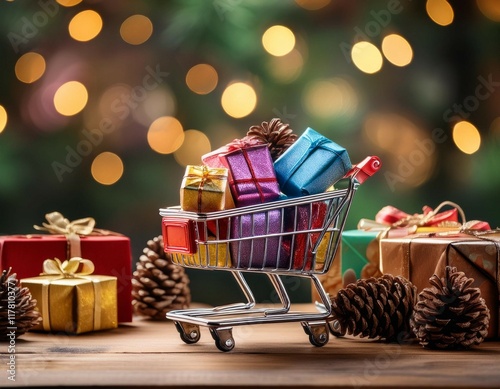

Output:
xmin=313 ymin=229 xmax=382 ymax=302
xmin=341 ymin=230 xmax=381 ymax=280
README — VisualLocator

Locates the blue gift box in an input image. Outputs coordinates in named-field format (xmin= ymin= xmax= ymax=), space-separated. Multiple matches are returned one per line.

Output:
xmin=274 ymin=128 xmax=352 ymax=197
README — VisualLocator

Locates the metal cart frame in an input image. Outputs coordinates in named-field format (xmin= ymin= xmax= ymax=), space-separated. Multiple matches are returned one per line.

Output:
xmin=159 ymin=156 xmax=380 ymax=351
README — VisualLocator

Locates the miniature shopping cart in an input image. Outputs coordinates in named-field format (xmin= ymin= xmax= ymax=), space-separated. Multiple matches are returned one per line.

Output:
xmin=159 ymin=156 xmax=381 ymax=351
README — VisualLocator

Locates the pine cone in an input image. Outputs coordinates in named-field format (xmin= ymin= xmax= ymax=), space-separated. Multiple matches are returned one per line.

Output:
xmin=410 ymin=266 xmax=489 ymax=350
xmin=0 ymin=268 xmax=42 ymax=340
xmin=330 ymin=274 xmax=417 ymax=342
xmin=132 ymin=236 xmax=191 ymax=320
xmin=246 ymin=118 xmax=297 ymax=160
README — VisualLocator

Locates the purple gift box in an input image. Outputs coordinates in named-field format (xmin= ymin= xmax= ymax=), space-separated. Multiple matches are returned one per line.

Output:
xmin=223 ymin=144 xmax=280 ymax=207
xmin=230 ymin=209 xmax=290 ymax=269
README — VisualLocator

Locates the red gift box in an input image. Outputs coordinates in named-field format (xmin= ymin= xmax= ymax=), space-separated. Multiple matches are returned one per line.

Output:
xmin=283 ymin=201 xmax=328 ymax=271
xmin=0 ymin=234 xmax=133 ymax=323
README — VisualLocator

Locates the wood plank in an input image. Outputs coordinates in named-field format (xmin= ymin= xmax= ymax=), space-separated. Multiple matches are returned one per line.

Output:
xmin=2 ymin=305 xmax=500 ymax=388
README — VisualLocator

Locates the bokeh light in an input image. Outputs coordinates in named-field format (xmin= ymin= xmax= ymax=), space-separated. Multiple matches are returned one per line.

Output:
xmin=186 ymin=64 xmax=218 ymax=95
xmin=120 ymin=14 xmax=153 ymax=45
xmin=453 ymin=121 xmax=481 ymax=154
xmin=0 ymin=105 xmax=7 ymax=134
xmin=477 ymin=0 xmax=500 ymax=21
xmin=262 ymin=25 xmax=296 ymax=57
xmin=15 ymin=52 xmax=46 ymax=84
xmin=132 ymin=87 xmax=177 ymax=126
xmin=56 ymin=0 xmax=82 ymax=6
xmin=490 ymin=116 xmax=500 ymax=137
xmin=98 ymin=84 xmax=132 ymax=123
xmin=69 ymin=10 xmax=103 ymax=42
xmin=221 ymin=82 xmax=257 ymax=118
xmin=173 ymin=129 xmax=211 ymax=166
xmin=351 ymin=41 xmax=383 ymax=74
xmin=426 ymin=0 xmax=454 ymax=26
xmin=381 ymin=34 xmax=413 ymax=67
xmin=295 ymin=0 xmax=331 ymax=10
xmin=91 ymin=152 xmax=124 ymax=185
xmin=147 ymin=116 xmax=184 ymax=154
xmin=267 ymin=49 xmax=304 ymax=83
xmin=53 ymin=81 xmax=88 ymax=116
xmin=363 ymin=112 xmax=435 ymax=189
xmin=302 ymin=77 xmax=358 ymax=119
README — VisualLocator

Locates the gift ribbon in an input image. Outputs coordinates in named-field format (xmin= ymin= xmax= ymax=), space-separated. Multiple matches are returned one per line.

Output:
xmin=33 ymin=211 xmax=121 ymax=259
xmin=387 ymin=201 xmax=465 ymax=228
xmin=279 ymin=135 xmax=331 ymax=192
xmin=39 ymin=257 xmax=102 ymax=332
xmin=467 ymin=229 xmax=500 ymax=338
xmin=229 ymin=146 xmax=277 ymax=203
xmin=359 ymin=201 xmax=490 ymax=239
xmin=198 ymin=167 xmax=208 ymax=213
xmin=406 ymin=229 xmax=500 ymax=337
xmin=224 ymin=137 xmax=259 ymax=153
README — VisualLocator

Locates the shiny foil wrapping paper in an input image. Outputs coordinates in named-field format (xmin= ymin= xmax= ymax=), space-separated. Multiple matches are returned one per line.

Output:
xmin=223 ymin=144 xmax=280 ymax=207
xmin=230 ymin=209 xmax=289 ymax=269
xmin=180 ymin=165 xmax=228 ymax=213
xmin=283 ymin=201 xmax=331 ymax=271
xmin=21 ymin=275 xmax=117 ymax=334
xmin=274 ymin=127 xmax=352 ymax=197
xmin=381 ymin=232 xmax=500 ymax=339
xmin=175 ymin=238 xmax=231 ymax=268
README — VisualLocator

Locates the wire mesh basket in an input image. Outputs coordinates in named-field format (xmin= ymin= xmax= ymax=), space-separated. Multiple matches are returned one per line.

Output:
xmin=159 ymin=156 xmax=381 ymax=351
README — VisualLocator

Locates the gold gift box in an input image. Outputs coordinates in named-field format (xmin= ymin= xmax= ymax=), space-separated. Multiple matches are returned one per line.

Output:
xmin=21 ymin=258 xmax=117 ymax=334
xmin=180 ymin=165 xmax=229 ymax=213
xmin=172 ymin=238 xmax=231 ymax=268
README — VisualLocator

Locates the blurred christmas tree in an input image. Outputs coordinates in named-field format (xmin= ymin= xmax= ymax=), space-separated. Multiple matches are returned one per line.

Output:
xmin=0 ymin=0 xmax=499 ymax=304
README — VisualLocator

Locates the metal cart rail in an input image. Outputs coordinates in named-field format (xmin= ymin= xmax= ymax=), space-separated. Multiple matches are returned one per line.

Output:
xmin=159 ymin=156 xmax=381 ymax=351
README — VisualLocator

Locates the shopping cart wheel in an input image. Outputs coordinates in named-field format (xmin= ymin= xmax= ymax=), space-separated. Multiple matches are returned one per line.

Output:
xmin=328 ymin=319 xmax=345 ymax=338
xmin=209 ymin=327 xmax=235 ymax=352
xmin=302 ymin=322 xmax=329 ymax=347
xmin=174 ymin=321 xmax=201 ymax=344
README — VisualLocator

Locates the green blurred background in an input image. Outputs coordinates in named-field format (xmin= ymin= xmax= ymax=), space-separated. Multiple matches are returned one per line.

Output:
xmin=0 ymin=0 xmax=499 ymax=305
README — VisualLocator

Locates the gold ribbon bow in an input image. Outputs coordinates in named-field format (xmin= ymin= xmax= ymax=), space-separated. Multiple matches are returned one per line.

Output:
xmin=33 ymin=211 xmax=119 ymax=258
xmin=38 ymin=257 xmax=103 ymax=332
xmin=33 ymin=211 xmax=111 ymax=236
xmin=42 ymin=257 xmax=95 ymax=278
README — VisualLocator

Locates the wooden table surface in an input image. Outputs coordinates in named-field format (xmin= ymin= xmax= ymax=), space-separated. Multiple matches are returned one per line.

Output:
xmin=2 ymin=304 xmax=500 ymax=389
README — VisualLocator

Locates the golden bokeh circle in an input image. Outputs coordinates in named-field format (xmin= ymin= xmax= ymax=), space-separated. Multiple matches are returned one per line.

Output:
xmin=91 ymin=152 xmax=124 ymax=185
xmin=15 ymin=52 xmax=46 ymax=84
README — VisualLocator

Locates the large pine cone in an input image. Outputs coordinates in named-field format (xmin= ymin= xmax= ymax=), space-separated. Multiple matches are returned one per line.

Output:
xmin=0 ymin=268 xmax=42 ymax=340
xmin=330 ymin=274 xmax=417 ymax=342
xmin=246 ymin=118 xmax=297 ymax=160
xmin=132 ymin=236 xmax=191 ymax=320
xmin=410 ymin=266 xmax=489 ymax=349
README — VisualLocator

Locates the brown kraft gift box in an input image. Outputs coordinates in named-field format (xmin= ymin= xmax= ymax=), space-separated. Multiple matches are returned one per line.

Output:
xmin=380 ymin=232 xmax=500 ymax=339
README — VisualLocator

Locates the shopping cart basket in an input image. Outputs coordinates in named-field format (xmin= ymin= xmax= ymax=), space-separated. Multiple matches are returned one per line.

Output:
xmin=159 ymin=155 xmax=381 ymax=351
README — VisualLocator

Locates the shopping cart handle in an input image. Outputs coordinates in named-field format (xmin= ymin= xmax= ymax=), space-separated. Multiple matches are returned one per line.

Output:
xmin=343 ymin=155 xmax=381 ymax=184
